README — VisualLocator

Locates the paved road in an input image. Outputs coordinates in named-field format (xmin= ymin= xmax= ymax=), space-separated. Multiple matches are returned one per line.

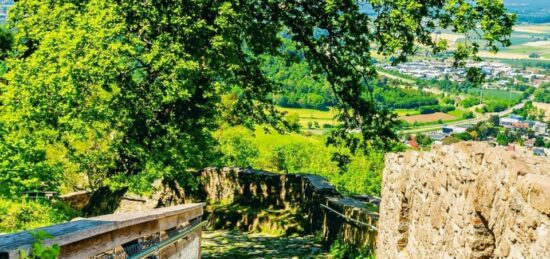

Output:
xmin=400 ymin=96 xmax=533 ymax=134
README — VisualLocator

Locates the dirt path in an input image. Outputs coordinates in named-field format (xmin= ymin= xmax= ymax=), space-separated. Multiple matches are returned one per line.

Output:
xmin=202 ymin=230 xmax=328 ymax=259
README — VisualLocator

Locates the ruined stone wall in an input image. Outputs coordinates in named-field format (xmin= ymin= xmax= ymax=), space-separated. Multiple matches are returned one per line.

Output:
xmin=377 ymin=142 xmax=550 ymax=258
xmin=61 ymin=168 xmax=379 ymax=251
xmin=190 ymin=168 xmax=378 ymax=250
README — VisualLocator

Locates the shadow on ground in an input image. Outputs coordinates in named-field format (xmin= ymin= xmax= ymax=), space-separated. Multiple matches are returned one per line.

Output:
xmin=202 ymin=230 xmax=328 ymax=259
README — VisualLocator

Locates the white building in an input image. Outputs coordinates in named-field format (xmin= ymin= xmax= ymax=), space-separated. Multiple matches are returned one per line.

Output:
xmin=533 ymin=122 xmax=548 ymax=136
xmin=500 ymin=118 xmax=520 ymax=128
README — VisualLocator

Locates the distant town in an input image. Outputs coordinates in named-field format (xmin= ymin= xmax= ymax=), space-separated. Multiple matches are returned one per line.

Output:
xmin=378 ymin=60 xmax=550 ymax=88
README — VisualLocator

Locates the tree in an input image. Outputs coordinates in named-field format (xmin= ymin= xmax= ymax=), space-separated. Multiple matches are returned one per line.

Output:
xmin=488 ymin=115 xmax=500 ymax=126
xmin=0 ymin=0 xmax=515 ymax=197
xmin=415 ymin=133 xmax=433 ymax=147
xmin=529 ymin=53 xmax=540 ymax=58
xmin=534 ymin=137 xmax=545 ymax=147
xmin=463 ymin=111 xmax=475 ymax=119
xmin=496 ymin=133 xmax=508 ymax=146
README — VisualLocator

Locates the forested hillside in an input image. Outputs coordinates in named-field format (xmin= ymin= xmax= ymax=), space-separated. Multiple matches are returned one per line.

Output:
xmin=504 ymin=0 xmax=550 ymax=23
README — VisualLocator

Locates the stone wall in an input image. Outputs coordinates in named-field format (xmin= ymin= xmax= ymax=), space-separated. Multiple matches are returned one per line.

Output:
xmin=377 ymin=142 xmax=550 ymax=258
xmin=61 ymin=168 xmax=379 ymax=251
xmin=188 ymin=168 xmax=378 ymax=251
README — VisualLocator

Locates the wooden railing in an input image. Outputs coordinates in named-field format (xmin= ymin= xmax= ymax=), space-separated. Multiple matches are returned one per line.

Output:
xmin=0 ymin=203 xmax=205 ymax=259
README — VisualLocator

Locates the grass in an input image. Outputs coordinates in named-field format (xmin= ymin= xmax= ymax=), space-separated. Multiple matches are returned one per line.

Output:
xmin=393 ymin=109 xmax=420 ymax=116
xmin=447 ymin=108 xmax=467 ymax=118
xmin=279 ymin=105 xmax=468 ymax=125
xmin=277 ymin=106 xmax=338 ymax=128
xmin=465 ymin=88 xmax=523 ymax=102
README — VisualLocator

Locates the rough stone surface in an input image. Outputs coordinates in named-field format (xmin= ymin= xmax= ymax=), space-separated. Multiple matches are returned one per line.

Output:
xmin=202 ymin=230 xmax=327 ymax=258
xmin=61 ymin=168 xmax=379 ymax=252
xmin=191 ymin=168 xmax=378 ymax=251
xmin=377 ymin=142 xmax=550 ymax=259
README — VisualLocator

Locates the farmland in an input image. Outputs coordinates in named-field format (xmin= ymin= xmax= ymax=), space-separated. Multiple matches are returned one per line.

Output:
xmin=400 ymin=112 xmax=457 ymax=123
xmin=435 ymin=24 xmax=550 ymax=61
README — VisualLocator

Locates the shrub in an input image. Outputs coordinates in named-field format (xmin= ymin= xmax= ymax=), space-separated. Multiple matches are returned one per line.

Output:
xmin=529 ymin=52 xmax=540 ymax=58
xmin=463 ymin=111 xmax=475 ymax=119
xmin=418 ymin=105 xmax=441 ymax=114
xmin=440 ymin=105 xmax=455 ymax=113
xmin=0 ymin=198 xmax=78 ymax=233
xmin=460 ymin=97 xmax=479 ymax=108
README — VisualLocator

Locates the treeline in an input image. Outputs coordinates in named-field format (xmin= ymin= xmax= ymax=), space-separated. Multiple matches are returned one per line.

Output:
xmin=373 ymin=82 xmax=439 ymax=109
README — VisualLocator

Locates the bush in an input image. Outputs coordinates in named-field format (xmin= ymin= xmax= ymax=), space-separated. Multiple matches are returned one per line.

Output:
xmin=418 ymin=105 xmax=442 ymax=114
xmin=463 ymin=111 xmax=475 ymax=119
xmin=440 ymin=105 xmax=455 ymax=113
xmin=529 ymin=52 xmax=540 ymax=58
xmin=0 ymin=198 xmax=78 ymax=233
xmin=460 ymin=97 xmax=479 ymax=108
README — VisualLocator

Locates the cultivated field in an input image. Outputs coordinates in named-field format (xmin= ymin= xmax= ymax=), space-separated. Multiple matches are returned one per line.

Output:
xmin=437 ymin=24 xmax=550 ymax=61
xmin=514 ymin=25 xmax=550 ymax=34
xmin=400 ymin=112 xmax=457 ymax=123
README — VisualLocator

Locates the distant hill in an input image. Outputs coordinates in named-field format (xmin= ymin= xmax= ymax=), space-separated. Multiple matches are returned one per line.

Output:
xmin=0 ymin=0 xmax=13 ymax=23
xmin=505 ymin=0 xmax=550 ymax=24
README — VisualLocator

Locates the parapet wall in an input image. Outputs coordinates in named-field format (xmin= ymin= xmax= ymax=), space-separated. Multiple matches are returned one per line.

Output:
xmin=189 ymin=168 xmax=378 ymax=250
xmin=61 ymin=168 xmax=379 ymax=251
xmin=377 ymin=142 xmax=550 ymax=258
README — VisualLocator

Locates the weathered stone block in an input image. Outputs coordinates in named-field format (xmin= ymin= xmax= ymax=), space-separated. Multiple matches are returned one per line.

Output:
xmin=378 ymin=142 xmax=550 ymax=258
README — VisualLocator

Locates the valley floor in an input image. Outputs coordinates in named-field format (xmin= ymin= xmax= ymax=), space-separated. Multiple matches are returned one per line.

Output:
xmin=202 ymin=230 xmax=328 ymax=259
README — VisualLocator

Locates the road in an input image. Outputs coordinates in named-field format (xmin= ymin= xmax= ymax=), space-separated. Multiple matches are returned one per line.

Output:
xmin=377 ymin=69 xmax=533 ymax=134
xmin=399 ymin=95 xmax=533 ymax=134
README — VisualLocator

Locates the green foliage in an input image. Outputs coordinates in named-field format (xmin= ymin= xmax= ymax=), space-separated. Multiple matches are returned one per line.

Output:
xmin=453 ymin=132 xmax=473 ymax=141
xmin=415 ymin=133 xmax=433 ymax=146
xmin=534 ymin=137 xmax=545 ymax=147
xmin=215 ymin=129 xmax=259 ymax=168
xmin=496 ymin=129 xmax=519 ymax=146
xmin=0 ymin=25 xmax=13 ymax=61
xmin=529 ymin=52 xmax=541 ymax=58
xmin=496 ymin=133 xmax=508 ymax=146
xmin=488 ymin=115 xmax=500 ymax=126
xmin=20 ymin=230 xmax=60 ymax=259
xmin=0 ymin=198 xmax=78 ymax=233
xmin=375 ymin=86 xmax=438 ymax=109
xmin=329 ymin=237 xmax=375 ymax=259
xmin=0 ymin=0 xmax=515 ymax=196
xmin=460 ymin=97 xmax=481 ymax=108
xmin=263 ymin=40 xmax=335 ymax=110
xmin=463 ymin=111 xmax=475 ymax=119
xmin=534 ymin=85 xmax=550 ymax=103
xmin=215 ymin=126 xmax=386 ymax=196
xmin=417 ymin=104 xmax=455 ymax=114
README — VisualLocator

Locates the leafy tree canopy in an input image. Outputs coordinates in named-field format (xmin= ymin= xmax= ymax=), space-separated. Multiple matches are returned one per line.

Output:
xmin=0 ymin=0 xmax=514 ymax=195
